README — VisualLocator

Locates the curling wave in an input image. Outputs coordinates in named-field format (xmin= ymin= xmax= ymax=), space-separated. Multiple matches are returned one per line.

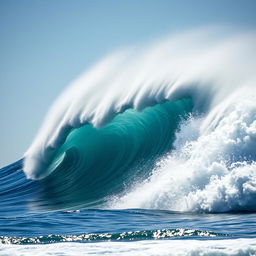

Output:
xmin=32 ymin=99 xmax=192 ymax=210
xmin=19 ymin=27 xmax=256 ymax=212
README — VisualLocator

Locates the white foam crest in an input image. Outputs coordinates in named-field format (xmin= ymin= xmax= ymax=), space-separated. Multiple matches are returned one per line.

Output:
xmin=23 ymin=27 xmax=256 ymax=179
xmin=1 ymin=239 xmax=256 ymax=256
xmin=111 ymin=91 xmax=256 ymax=212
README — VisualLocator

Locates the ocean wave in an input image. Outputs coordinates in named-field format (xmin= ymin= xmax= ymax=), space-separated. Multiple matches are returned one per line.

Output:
xmin=14 ymin=27 xmax=256 ymax=212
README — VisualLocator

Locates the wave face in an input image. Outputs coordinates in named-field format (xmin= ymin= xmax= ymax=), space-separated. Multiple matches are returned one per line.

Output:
xmin=23 ymin=27 xmax=256 ymax=212
xmin=34 ymin=99 xmax=192 ymax=209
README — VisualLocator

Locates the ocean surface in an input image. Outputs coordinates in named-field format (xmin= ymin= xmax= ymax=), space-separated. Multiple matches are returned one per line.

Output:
xmin=1 ymin=29 xmax=256 ymax=255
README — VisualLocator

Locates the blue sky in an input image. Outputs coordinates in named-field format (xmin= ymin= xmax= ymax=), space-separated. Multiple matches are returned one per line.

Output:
xmin=0 ymin=0 xmax=256 ymax=166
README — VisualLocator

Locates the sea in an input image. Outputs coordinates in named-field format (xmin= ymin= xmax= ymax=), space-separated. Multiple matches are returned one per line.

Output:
xmin=1 ymin=28 xmax=256 ymax=255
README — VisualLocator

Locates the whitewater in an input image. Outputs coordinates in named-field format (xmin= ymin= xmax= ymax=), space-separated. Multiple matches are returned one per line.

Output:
xmin=1 ymin=27 xmax=256 ymax=255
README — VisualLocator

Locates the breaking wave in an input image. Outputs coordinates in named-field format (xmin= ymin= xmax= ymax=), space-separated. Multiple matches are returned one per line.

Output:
xmin=10 ymin=27 xmax=256 ymax=212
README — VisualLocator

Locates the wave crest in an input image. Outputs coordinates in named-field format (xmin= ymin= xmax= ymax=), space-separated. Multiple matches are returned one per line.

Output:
xmin=22 ymin=27 xmax=256 ymax=212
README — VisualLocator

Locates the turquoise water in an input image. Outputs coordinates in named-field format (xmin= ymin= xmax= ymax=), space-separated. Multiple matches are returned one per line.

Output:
xmin=32 ymin=99 xmax=193 ymax=210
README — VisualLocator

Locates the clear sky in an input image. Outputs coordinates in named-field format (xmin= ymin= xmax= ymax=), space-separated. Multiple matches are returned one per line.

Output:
xmin=0 ymin=0 xmax=256 ymax=167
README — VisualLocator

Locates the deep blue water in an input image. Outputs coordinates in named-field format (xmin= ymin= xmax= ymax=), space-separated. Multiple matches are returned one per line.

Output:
xmin=1 ymin=208 xmax=256 ymax=239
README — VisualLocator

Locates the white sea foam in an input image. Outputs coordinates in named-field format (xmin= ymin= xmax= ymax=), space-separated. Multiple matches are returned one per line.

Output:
xmin=111 ymin=90 xmax=256 ymax=212
xmin=1 ymin=239 xmax=256 ymax=256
